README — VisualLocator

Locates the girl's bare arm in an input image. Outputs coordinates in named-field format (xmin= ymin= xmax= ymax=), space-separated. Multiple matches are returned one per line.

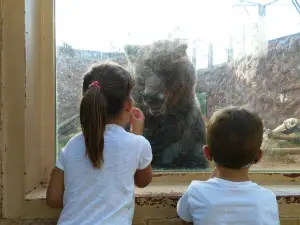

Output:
xmin=46 ymin=168 xmax=64 ymax=208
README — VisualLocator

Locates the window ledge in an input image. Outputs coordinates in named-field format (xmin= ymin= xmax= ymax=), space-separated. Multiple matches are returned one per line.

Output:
xmin=24 ymin=183 xmax=300 ymax=220
xmin=22 ymin=173 xmax=300 ymax=220
xmin=26 ymin=183 xmax=300 ymax=202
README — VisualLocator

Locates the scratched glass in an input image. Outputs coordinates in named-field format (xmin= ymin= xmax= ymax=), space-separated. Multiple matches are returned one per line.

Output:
xmin=56 ymin=0 xmax=300 ymax=171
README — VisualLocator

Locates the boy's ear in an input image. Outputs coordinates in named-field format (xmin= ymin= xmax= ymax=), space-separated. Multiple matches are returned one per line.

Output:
xmin=203 ymin=145 xmax=213 ymax=161
xmin=254 ymin=149 xmax=263 ymax=164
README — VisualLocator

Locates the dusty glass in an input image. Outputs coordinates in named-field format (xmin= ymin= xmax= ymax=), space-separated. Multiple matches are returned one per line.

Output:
xmin=56 ymin=0 xmax=300 ymax=171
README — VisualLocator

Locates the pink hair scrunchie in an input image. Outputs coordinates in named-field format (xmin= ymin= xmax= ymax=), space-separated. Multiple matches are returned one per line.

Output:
xmin=89 ymin=81 xmax=101 ymax=89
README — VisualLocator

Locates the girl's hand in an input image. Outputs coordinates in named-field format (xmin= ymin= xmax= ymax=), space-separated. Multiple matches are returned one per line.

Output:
xmin=129 ymin=107 xmax=145 ymax=135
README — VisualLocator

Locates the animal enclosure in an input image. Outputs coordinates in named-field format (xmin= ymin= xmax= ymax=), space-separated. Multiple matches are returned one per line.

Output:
xmin=55 ymin=0 xmax=300 ymax=171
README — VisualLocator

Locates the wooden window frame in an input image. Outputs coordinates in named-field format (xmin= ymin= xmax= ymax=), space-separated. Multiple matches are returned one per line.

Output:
xmin=2 ymin=0 xmax=57 ymax=218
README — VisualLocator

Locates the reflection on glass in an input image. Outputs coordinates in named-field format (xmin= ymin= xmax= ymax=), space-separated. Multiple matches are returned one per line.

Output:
xmin=56 ymin=0 xmax=300 ymax=171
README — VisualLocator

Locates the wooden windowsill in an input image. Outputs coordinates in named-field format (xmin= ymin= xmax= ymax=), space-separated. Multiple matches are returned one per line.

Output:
xmin=26 ymin=183 xmax=300 ymax=203
xmin=27 ymin=171 xmax=300 ymax=202
xmin=18 ymin=183 xmax=300 ymax=222
xmin=20 ymin=172 xmax=300 ymax=220
xmin=18 ymin=183 xmax=300 ymax=221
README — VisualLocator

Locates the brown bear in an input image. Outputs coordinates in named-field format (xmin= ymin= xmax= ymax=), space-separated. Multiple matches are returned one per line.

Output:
xmin=125 ymin=39 xmax=208 ymax=169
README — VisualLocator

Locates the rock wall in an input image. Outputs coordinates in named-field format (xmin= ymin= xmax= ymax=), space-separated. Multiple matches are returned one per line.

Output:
xmin=56 ymin=43 xmax=127 ymax=124
xmin=197 ymin=35 xmax=300 ymax=129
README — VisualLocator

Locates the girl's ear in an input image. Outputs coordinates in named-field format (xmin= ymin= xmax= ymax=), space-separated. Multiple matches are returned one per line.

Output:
xmin=203 ymin=145 xmax=213 ymax=161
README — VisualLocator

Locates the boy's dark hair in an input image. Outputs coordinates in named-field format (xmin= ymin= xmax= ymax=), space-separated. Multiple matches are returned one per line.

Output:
xmin=80 ymin=61 xmax=134 ymax=168
xmin=207 ymin=107 xmax=263 ymax=169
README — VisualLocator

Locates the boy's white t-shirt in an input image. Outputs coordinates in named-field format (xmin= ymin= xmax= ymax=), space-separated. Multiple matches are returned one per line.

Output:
xmin=56 ymin=124 xmax=152 ymax=225
xmin=177 ymin=178 xmax=280 ymax=225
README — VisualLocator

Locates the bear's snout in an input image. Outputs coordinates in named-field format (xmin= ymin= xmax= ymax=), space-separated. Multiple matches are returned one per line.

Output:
xmin=142 ymin=92 xmax=166 ymax=116
xmin=143 ymin=92 xmax=164 ymax=104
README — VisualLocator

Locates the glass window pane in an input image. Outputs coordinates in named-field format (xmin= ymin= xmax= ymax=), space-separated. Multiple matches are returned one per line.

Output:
xmin=56 ymin=0 xmax=300 ymax=171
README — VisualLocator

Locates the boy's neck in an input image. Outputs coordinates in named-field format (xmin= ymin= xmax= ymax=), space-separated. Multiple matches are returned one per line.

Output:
xmin=215 ymin=165 xmax=250 ymax=182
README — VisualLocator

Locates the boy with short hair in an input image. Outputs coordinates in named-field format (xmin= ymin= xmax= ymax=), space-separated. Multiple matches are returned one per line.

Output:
xmin=177 ymin=107 xmax=280 ymax=225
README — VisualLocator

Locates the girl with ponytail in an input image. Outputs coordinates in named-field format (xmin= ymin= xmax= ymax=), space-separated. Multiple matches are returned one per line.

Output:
xmin=47 ymin=62 xmax=153 ymax=225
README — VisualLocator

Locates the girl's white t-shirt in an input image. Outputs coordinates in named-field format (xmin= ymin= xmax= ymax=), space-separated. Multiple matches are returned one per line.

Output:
xmin=56 ymin=124 xmax=152 ymax=225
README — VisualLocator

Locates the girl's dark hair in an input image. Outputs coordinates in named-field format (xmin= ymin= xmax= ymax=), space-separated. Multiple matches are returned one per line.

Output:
xmin=80 ymin=61 xmax=134 ymax=168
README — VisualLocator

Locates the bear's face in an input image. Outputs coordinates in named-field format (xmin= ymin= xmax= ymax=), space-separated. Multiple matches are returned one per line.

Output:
xmin=125 ymin=40 xmax=196 ymax=116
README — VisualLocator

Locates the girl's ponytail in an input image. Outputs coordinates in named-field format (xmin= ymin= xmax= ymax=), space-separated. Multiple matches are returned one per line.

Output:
xmin=80 ymin=81 xmax=107 ymax=168
xmin=80 ymin=62 xmax=134 ymax=168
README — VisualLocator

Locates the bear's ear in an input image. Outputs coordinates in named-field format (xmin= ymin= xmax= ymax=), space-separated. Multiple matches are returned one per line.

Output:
xmin=124 ymin=44 xmax=140 ymax=63
xmin=175 ymin=43 xmax=188 ymax=55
